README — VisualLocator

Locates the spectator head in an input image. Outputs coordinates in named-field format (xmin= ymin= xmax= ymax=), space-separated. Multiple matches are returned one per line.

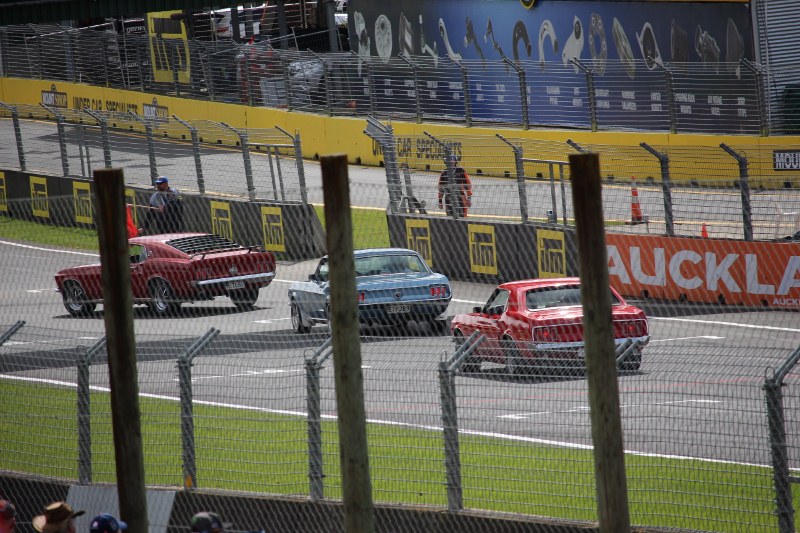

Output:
xmin=190 ymin=512 xmax=227 ymax=533
xmin=32 ymin=501 xmax=84 ymax=533
xmin=155 ymin=176 xmax=169 ymax=189
xmin=89 ymin=514 xmax=127 ymax=533
xmin=0 ymin=500 xmax=16 ymax=533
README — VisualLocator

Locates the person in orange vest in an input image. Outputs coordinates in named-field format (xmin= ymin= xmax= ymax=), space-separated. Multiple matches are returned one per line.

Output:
xmin=437 ymin=154 xmax=473 ymax=218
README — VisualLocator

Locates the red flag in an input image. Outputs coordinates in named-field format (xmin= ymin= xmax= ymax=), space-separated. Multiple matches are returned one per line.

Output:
xmin=126 ymin=206 xmax=138 ymax=238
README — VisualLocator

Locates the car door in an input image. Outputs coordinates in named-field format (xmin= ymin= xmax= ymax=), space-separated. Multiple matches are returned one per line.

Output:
xmin=472 ymin=288 xmax=509 ymax=359
xmin=302 ymin=258 xmax=329 ymax=320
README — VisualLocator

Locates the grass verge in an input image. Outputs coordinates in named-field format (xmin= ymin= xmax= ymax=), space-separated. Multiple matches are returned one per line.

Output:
xmin=0 ymin=380 xmax=782 ymax=533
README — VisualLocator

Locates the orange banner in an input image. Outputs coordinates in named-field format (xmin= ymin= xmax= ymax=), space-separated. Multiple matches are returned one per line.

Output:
xmin=606 ymin=234 xmax=800 ymax=308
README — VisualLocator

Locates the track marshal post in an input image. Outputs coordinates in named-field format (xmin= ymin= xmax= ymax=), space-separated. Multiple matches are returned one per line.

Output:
xmin=569 ymin=153 xmax=631 ymax=533
xmin=93 ymin=167 xmax=149 ymax=533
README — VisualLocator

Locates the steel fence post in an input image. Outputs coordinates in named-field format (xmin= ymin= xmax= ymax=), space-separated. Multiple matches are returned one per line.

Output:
xmin=41 ymin=104 xmax=70 ymax=176
xmin=221 ymin=122 xmax=256 ymax=201
xmin=399 ymin=54 xmax=421 ymax=123
xmin=83 ymin=108 xmax=113 ymax=168
xmin=277 ymin=126 xmax=308 ymax=205
xmin=0 ymin=103 xmax=27 ymax=171
xmin=572 ymin=58 xmax=597 ymax=131
xmin=764 ymin=369 xmax=796 ymax=533
xmin=661 ymin=65 xmax=677 ymax=134
xmin=76 ymin=337 xmax=105 ymax=485
xmin=128 ymin=112 xmax=159 ymax=185
xmin=281 ymin=54 xmax=293 ymax=112
xmin=173 ymin=115 xmax=205 ymax=194
xmin=496 ymin=133 xmax=528 ymax=223
xmin=305 ymin=339 xmax=331 ymax=502
xmin=458 ymin=61 xmax=472 ymax=127
xmin=364 ymin=117 xmax=401 ymax=213
xmin=0 ymin=321 xmax=25 ymax=347
xmin=742 ymin=59 xmax=768 ymax=136
xmin=170 ymin=43 xmax=180 ymax=97
xmin=0 ymin=28 xmax=7 ymax=78
xmin=504 ymin=58 xmax=529 ymax=130
xmin=32 ymin=25 xmax=43 ymax=79
xmin=438 ymin=361 xmax=463 ymax=511
xmin=640 ymin=143 xmax=675 ymax=237
xmin=135 ymin=38 xmax=145 ymax=92
xmin=366 ymin=55 xmax=375 ymax=116
xmin=65 ymin=30 xmax=76 ymax=83
xmin=720 ymin=143 xmax=753 ymax=241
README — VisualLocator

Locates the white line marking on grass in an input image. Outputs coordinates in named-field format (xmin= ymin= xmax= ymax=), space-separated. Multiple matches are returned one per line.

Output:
xmin=650 ymin=335 xmax=724 ymax=342
xmin=0 ymin=240 xmax=98 ymax=257
xmin=0 ymin=372 xmax=771 ymax=469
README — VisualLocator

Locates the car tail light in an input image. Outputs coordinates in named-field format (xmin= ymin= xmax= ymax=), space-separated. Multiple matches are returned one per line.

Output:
xmin=430 ymin=285 xmax=448 ymax=298
xmin=534 ymin=326 xmax=561 ymax=342
xmin=357 ymin=291 xmax=366 ymax=303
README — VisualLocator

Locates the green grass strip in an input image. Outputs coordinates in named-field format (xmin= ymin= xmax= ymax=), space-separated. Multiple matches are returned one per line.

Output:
xmin=0 ymin=380 xmax=782 ymax=532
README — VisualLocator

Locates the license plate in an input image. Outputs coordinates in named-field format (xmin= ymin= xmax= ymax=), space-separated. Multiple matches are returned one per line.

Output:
xmin=387 ymin=304 xmax=411 ymax=314
xmin=226 ymin=280 xmax=246 ymax=290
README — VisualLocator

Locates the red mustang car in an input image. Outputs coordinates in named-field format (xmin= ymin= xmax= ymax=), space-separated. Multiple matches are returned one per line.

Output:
xmin=55 ymin=233 xmax=276 ymax=317
xmin=450 ymin=277 xmax=649 ymax=374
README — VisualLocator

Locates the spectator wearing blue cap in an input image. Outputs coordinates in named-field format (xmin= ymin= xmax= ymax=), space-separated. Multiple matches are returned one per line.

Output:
xmin=89 ymin=514 xmax=127 ymax=533
xmin=190 ymin=511 xmax=230 ymax=533
xmin=140 ymin=176 xmax=183 ymax=234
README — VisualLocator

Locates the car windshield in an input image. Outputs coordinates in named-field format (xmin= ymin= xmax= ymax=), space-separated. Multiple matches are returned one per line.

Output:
xmin=525 ymin=285 xmax=621 ymax=309
xmin=354 ymin=254 xmax=426 ymax=276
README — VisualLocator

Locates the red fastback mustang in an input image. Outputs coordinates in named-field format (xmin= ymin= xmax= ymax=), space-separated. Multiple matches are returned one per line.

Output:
xmin=55 ymin=233 xmax=276 ymax=317
xmin=449 ymin=277 xmax=649 ymax=374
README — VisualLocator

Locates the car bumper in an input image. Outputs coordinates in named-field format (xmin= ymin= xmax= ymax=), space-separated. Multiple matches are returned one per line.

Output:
xmin=196 ymin=271 xmax=275 ymax=288
xmin=358 ymin=298 xmax=450 ymax=324
xmin=529 ymin=335 xmax=651 ymax=353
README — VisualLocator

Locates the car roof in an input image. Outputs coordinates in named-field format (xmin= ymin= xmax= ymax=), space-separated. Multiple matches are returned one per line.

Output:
xmin=319 ymin=248 xmax=419 ymax=260
xmin=498 ymin=277 xmax=582 ymax=291
xmin=130 ymin=232 xmax=207 ymax=245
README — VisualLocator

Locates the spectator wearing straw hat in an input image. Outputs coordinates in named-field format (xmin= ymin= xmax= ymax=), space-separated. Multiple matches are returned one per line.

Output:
xmin=0 ymin=500 xmax=16 ymax=533
xmin=32 ymin=501 xmax=85 ymax=533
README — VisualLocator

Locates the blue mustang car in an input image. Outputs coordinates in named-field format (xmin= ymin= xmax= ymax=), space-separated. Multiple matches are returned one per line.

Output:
xmin=288 ymin=248 xmax=452 ymax=333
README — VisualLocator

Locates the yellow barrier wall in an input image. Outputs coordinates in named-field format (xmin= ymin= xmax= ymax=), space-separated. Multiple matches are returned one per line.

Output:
xmin=3 ymin=77 xmax=800 ymax=187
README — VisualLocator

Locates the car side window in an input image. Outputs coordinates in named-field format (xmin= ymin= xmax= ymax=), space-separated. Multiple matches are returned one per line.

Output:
xmin=484 ymin=289 xmax=509 ymax=315
xmin=129 ymin=244 xmax=145 ymax=264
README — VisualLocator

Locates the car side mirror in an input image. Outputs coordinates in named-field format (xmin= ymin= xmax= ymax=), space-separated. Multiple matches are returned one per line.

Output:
xmin=472 ymin=306 xmax=483 ymax=313
xmin=308 ymin=273 xmax=317 ymax=282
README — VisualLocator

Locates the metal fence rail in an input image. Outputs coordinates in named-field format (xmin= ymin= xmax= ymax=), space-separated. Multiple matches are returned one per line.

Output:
xmin=0 ymin=23 xmax=789 ymax=135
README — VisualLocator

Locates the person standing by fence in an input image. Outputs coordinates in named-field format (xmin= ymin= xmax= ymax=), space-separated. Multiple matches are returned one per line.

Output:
xmin=0 ymin=500 xmax=16 ymax=533
xmin=140 ymin=176 xmax=184 ymax=234
xmin=437 ymin=155 xmax=472 ymax=218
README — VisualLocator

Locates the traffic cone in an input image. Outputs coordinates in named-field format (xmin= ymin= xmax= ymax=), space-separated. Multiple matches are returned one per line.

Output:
xmin=628 ymin=178 xmax=645 ymax=225
xmin=701 ymin=223 xmax=709 ymax=238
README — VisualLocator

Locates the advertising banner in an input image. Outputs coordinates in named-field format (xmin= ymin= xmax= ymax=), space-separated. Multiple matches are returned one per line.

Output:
xmin=606 ymin=234 xmax=800 ymax=308
xmin=349 ymin=0 xmax=755 ymax=130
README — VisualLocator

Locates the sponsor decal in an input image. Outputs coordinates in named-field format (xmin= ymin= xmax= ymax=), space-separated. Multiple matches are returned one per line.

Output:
xmin=72 ymin=181 xmax=93 ymax=224
xmin=0 ymin=172 xmax=7 ymax=213
xmin=210 ymin=200 xmax=232 ymax=240
xmin=41 ymin=84 xmax=67 ymax=108
xmin=147 ymin=11 xmax=191 ymax=84
xmin=537 ymin=228 xmax=565 ymax=277
xmin=606 ymin=234 xmax=800 ymax=308
xmin=30 ymin=176 xmax=49 ymax=218
xmin=260 ymin=206 xmax=286 ymax=252
xmin=143 ymin=97 xmax=169 ymax=123
xmin=468 ymin=223 xmax=497 ymax=275
xmin=405 ymin=219 xmax=432 ymax=266
xmin=773 ymin=150 xmax=800 ymax=171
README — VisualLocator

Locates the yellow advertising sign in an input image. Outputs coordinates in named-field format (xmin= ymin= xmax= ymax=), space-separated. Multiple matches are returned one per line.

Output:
xmin=147 ymin=11 xmax=191 ymax=84
xmin=405 ymin=219 xmax=432 ymax=266
xmin=537 ymin=228 xmax=566 ymax=278
xmin=0 ymin=172 xmax=7 ymax=213
xmin=210 ymin=200 xmax=232 ymax=240
xmin=30 ymin=176 xmax=49 ymax=218
xmin=73 ymin=181 xmax=93 ymax=224
xmin=260 ymin=206 xmax=286 ymax=252
xmin=468 ymin=223 xmax=497 ymax=275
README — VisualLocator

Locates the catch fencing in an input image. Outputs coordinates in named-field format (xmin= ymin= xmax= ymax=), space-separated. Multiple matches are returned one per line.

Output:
xmin=1 ymin=319 xmax=799 ymax=532
xmin=0 ymin=23 xmax=790 ymax=135
xmin=366 ymin=121 xmax=800 ymax=242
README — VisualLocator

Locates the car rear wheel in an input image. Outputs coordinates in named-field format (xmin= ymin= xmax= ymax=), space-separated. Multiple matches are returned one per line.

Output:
xmin=291 ymin=300 xmax=310 ymax=334
xmin=148 ymin=279 xmax=179 ymax=316
xmin=455 ymin=330 xmax=480 ymax=373
xmin=231 ymin=288 xmax=259 ymax=310
xmin=62 ymin=281 xmax=96 ymax=317
xmin=502 ymin=337 xmax=527 ymax=376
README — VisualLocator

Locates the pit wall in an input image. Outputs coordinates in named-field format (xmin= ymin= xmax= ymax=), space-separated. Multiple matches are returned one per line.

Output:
xmin=3 ymin=77 xmax=800 ymax=187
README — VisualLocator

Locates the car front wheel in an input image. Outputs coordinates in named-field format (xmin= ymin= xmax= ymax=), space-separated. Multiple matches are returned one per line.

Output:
xmin=502 ymin=337 xmax=527 ymax=376
xmin=291 ymin=300 xmax=310 ymax=334
xmin=62 ymin=280 xmax=96 ymax=317
xmin=148 ymin=279 xmax=179 ymax=316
